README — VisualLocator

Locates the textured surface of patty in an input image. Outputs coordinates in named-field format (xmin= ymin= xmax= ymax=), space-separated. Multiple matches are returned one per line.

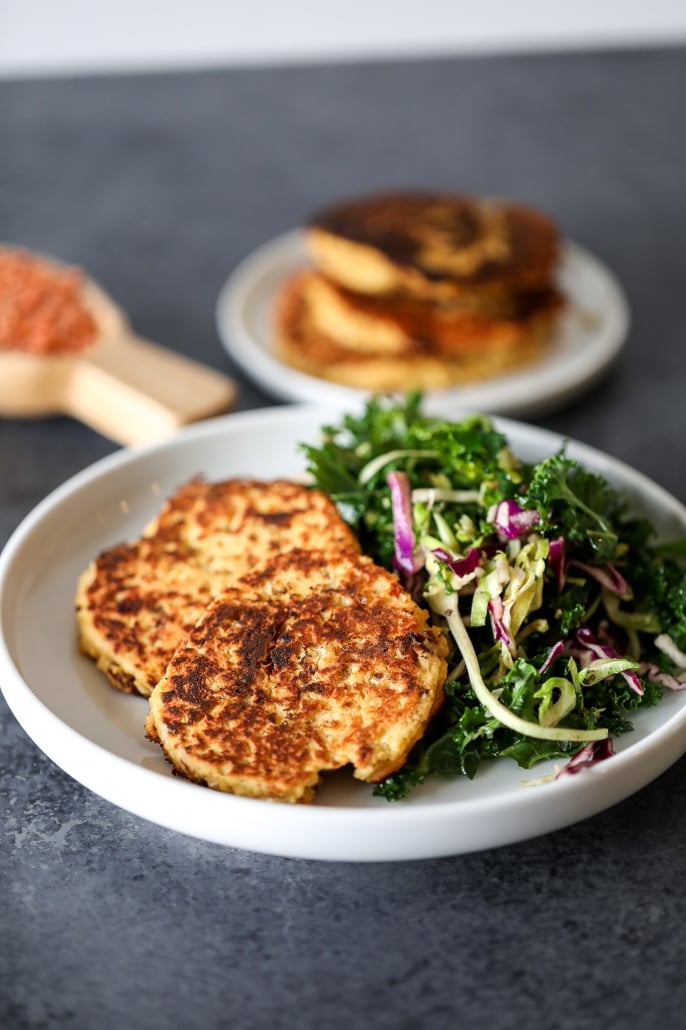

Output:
xmin=307 ymin=192 xmax=560 ymax=301
xmin=275 ymin=270 xmax=560 ymax=390
xmin=76 ymin=479 xmax=360 ymax=698
xmin=140 ymin=477 xmax=358 ymax=571
xmin=76 ymin=538 xmax=220 ymax=695
xmin=145 ymin=549 xmax=449 ymax=803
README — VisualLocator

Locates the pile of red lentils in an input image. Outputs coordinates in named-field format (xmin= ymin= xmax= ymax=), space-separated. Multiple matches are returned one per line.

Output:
xmin=0 ymin=248 xmax=97 ymax=355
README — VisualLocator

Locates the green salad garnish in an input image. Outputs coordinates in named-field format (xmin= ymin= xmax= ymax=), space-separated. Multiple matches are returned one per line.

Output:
xmin=302 ymin=393 xmax=686 ymax=799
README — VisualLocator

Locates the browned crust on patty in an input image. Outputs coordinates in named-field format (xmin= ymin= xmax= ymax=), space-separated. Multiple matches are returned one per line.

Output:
xmin=76 ymin=479 xmax=360 ymax=698
xmin=76 ymin=539 xmax=220 ymax=697
xmin=145 ymin=549 xmax=449 ymax=803
xmin=308 ymin=191 xmax=560 ymax=300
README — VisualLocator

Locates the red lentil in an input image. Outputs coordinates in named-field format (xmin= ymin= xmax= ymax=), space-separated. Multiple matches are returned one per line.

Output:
xmin=0 ymin=248 xmax=97 ymax=355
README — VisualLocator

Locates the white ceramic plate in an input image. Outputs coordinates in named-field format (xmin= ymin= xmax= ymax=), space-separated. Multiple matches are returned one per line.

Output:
xmin=1 ymin=405 xmax=684 ymax=862
xmin=216 ymin=231 xmax=630 ymax=417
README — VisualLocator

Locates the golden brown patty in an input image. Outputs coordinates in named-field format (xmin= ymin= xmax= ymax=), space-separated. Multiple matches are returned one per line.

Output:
xmin=145 ymin=549 xmax=449 ymax=803
xmin=307 ymin=191 xmax=560 ymax=302
xmin=139 ymin=477 xmax=358 ymax=572
xmin=274 ymin=270 xmax=561 ymax=390
xmin=76 ymin=479 xmax=360 ymax=698
xmin=76 ymin=537 xmax=222 ymax=696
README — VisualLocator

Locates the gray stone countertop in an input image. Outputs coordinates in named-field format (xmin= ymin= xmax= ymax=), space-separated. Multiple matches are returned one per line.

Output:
xmin=1 ymin=47 xmax=685 ymax=1030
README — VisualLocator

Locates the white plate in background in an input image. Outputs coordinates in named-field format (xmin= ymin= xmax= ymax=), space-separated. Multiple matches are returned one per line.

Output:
xmin=216 ymin=231 xmax=630 ymax=416
xmin=1 ymin=405 xmax=684 ymax=862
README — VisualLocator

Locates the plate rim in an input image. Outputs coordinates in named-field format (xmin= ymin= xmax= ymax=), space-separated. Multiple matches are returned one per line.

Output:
xmin=215 ymin=229 xmax=631 ymax=417
xmin=2 ymin=403 xmax=685 ymax=862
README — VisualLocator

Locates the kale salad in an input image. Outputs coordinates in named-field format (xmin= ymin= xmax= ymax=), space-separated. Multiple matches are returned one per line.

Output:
xmin=302 ymin=393 xmax=686 ymax=800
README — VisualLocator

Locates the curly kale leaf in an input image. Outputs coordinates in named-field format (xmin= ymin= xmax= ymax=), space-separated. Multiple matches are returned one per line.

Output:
xmin=630 ymin=551 xmax=686 ymax=652
xmin=522 ymin=452 xmax=625 ymax=562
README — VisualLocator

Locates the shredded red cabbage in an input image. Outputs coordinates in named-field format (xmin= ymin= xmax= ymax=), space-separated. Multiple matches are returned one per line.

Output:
xmin=556 ymin=738 xmax=616 ymax=778
xmin=387 ymin=471 xmax=424 ymax=575
xmin=488 ymin=499 xmax=541 ymax=540
xmin=574 ymin=626 xmax=643 ymax=695
xmin=569 ymin=559 xmax=631 ymax=599
xmin=539 ymin=639 xmax=565 ymax=674
xmin=548 ymin=536 xmax=567 ymax=592
xmin=488 ymin=596 xmax=510 ymax=645
xmin=637 ymin=661 xmax=686 ymax=691
xmin=432 ymin=547 xmax=482 ymax=579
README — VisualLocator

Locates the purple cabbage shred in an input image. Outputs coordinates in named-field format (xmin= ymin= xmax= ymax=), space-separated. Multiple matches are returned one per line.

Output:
xmin=556 ymin=738 xmax=616 ymax=778
xmin=387 ymin=471 xmax=424 ymax=575
xmin=488 ymin=499 xmax=541 ymax=540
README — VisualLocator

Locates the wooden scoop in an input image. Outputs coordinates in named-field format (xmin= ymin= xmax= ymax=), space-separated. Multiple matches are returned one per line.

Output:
xmin=0 ymin=264 xmax=238 ymax=446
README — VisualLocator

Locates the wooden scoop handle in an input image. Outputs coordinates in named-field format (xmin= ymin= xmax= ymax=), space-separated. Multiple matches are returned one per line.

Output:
xmin=0 ymin=251 xmax=238 ymax=444
xmin=64 ymin=333 xmax=237 ymax=445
